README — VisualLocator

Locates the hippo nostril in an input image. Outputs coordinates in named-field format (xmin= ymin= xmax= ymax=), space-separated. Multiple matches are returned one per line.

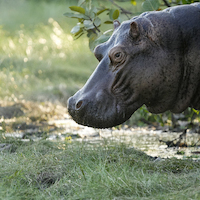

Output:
xmin=75 ymin=100 xmax=83 ymax=110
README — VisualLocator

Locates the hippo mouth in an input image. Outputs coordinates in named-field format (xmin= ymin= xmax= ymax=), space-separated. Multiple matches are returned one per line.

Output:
xmin=67 ymin=95 xmax=131 ymax=128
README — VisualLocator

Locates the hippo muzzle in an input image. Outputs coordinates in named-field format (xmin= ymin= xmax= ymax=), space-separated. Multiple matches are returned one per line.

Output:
xmin=67 ymin=90 xmax=120 ymax=128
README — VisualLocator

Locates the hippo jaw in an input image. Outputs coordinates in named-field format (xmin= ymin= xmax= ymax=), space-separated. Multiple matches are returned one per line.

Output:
xmin=67 ymin=88 xmax=141 ymax=128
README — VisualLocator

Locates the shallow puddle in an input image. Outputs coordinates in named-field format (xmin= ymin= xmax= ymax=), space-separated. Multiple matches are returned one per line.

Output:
xmin=4 ymin=114 xmax=200 ymax=159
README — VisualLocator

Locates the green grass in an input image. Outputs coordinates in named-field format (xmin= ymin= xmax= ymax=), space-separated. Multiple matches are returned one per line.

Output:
xmin=0 ymin=137 xmax=200 ymax=199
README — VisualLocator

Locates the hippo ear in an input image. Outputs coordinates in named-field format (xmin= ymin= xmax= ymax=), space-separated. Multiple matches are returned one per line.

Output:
xmin=129 ymin=21 xmax=139 ymax=38
xmin=113 ymin=20 xmax=120 ymax=30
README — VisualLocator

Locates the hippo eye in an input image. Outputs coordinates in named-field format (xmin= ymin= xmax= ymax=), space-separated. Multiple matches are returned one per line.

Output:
xmin=113 ymin=52 xmax=124 ymax=63
xmin=114 ymin=52 xmax=121 ymax=58
xmin=109 ymin=48 xmax=126 ymax=68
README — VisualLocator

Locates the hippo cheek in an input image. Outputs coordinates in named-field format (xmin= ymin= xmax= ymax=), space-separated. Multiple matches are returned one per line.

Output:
xmin=67 ymin=90 xmax=128 ymax=128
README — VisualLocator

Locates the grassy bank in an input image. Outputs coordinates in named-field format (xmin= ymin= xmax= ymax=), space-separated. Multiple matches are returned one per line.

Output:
xmin=0 ymin=137 xmax=200 ymax=199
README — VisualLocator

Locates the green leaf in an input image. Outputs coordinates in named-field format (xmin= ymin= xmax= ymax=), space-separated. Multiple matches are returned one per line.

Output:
xmin=69 ymin=6 xmax=86 ymax=14
xmin=94 ymin=17 xmax=101 ymax=27
xmin=89 ymin=33 xmax=98 ymax=51
xmin=142 ymin=0 xmax=160 ymax=11
xmin=71 ymin=25 xmax=81 ymax=34
xmin=75 ymin=29 xmax=84 ymax=37
xmin=87 ymin=30 xmax=93 ymax=38
xmin=78 ymin=18 xmax=84 ymax=23
xmin=89 ymin=5 xmax=98 ymax=14
xmin=97 ymin=8 xmax=109 ymax=16
xmin=104 ymin=20 xmax=113 ymax=24
xmin=75 ymin=33 xmax=84 ymax=39
xmin=192 ymin=108 xmax=199 ymax=115
xmin=182 ymin=0 xmax=192 ymax=4
xmin=84 ymin=20 xmax=95 ymax=30
xmin=109 ymin=9 xmax=114 ymax=20
xmin=109 ymin=9 xmax=120 ymax=20
xmin=64 ymin=12 xmax=89 ymax=20
xmin=89 ymin=11 xmax=96 ymax=19
xmin=112 ymin=9 xmax=120 ymax=20
xmin=74 ymin=29 xmax=84 ymax=39
xmin=89 ymin=30 xmax=112 ymax=51
xmin=95 ymin=34 xmax=110 ymax=44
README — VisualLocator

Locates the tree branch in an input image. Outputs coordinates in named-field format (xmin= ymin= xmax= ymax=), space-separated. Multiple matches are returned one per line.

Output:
xmin=163 ymin=0 xmax=171 ymax=7
xmin=108 ymin=0 xmax=133 ymax=19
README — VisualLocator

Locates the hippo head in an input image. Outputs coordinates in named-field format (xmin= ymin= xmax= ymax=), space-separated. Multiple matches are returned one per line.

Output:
xmin=67 ymin=13 xmax=185 ymax=128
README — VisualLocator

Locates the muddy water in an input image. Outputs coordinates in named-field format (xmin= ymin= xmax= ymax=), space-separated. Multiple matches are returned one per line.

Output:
xmin=4 ymin=114 xmax=200 ymax=159
xmin=48 ymin=116 xmax=200 ymax=159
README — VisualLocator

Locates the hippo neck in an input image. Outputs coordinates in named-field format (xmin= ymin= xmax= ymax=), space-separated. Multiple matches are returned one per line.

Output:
xmin=170 ymin=4 xmax=200 ymax=113
xmin=170 ymin=51 xmax=200 ymax=113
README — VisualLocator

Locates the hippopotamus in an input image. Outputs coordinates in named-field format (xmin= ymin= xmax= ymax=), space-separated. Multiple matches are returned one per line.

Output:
xmin=67 ymin=3 xmax=200 ymax=128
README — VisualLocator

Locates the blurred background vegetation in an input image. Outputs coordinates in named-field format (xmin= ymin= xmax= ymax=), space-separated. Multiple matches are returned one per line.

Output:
xmin=0 ymin=0 xmax=200 ymax=130
xmin=0 ymin=0 xmax=96 ymax=103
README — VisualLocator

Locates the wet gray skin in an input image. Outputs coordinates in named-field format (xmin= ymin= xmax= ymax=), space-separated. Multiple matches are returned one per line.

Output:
xmin=68 ymin=3 xmax=200 ymax=128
